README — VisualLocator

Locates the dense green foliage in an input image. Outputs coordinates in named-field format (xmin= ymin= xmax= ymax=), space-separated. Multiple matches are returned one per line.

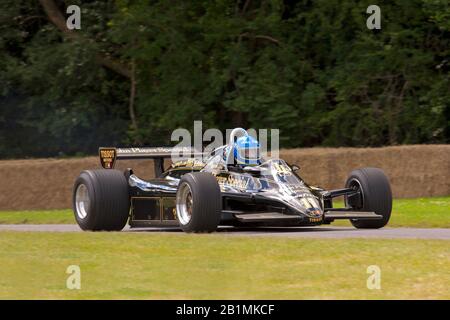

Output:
xmin=0 ymin=0 xmax=448 ymax=158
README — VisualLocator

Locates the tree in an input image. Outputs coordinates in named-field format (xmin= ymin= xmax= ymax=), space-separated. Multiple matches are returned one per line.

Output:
xmin=0 ymin=0 xmax=448 ymax=158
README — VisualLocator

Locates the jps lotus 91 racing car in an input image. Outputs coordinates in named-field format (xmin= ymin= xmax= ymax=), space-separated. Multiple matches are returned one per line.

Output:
xmin=73 ymin=128 xmax=392 ymax=233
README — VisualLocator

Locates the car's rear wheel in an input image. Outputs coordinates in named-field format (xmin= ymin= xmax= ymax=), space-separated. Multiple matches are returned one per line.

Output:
xmin=176 ymin=172 xmax=221 ymax=233
xmin=73 ymin=170 xmax=130 ymax=231
xmin=345 ymin=167 xmax=392 ymax=229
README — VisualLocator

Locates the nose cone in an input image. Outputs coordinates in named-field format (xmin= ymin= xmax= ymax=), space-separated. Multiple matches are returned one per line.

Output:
xmin=289 ymin=196 xmax=323 ymax=218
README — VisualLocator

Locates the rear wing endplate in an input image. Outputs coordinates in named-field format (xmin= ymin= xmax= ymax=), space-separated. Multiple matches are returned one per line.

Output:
xmin=99 ymin=147 xmax=204 ymax=176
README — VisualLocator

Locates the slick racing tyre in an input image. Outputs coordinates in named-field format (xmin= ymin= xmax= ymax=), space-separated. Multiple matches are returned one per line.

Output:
xmin=73 ymin=170 xmax=130 ymax=231
xmin=345 ymin=167 xmax=392 ymax=229
xmin=176 ymin=172 xmax=221 ymax=233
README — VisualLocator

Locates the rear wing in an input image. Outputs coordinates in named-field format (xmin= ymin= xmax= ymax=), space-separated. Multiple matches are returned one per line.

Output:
xmin=99 ymin=147 xmax=204 ymax=176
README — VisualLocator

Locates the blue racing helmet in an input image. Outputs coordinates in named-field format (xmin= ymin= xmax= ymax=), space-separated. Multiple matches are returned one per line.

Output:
xmin=234 ymin=134 xmax=261 ymax=166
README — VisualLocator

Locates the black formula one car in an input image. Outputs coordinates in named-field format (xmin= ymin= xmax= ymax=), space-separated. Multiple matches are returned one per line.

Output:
xmin=73 ymin=129 xmax=392 ymax=233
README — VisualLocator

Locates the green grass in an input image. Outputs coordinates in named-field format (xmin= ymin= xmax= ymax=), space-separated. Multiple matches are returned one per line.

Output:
xmin=332 ymin=196 xmax=450 ymax=228
xmin=0 ymin=209 xmax=73 ymax=224
xmin=0 ymin=232 xmax=448 ymax=299
xmin=0 ymin=196 xmax=448 ymax=227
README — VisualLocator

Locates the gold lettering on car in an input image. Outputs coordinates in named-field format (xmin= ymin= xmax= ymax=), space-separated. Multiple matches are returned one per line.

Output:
xmin=273 ymin=163 xmax=292 ymax=175
xmin=172 ymin=159 xmax=204 ymax=168
xmin=99 ymin=148 xmax=116 ymax=169
xmin=216 ymin=175 xmax=248 ymax=189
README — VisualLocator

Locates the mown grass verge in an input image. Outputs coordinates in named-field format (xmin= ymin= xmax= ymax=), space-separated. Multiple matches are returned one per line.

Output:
xmin=0 ymin=232 xmax=448 ymax=299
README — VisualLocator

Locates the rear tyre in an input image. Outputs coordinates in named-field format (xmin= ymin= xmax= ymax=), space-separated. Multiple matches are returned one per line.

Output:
xmin=73 ymin=170 xmax=130 ymax=231
xmin=176 ymin=172 xmax=221 ymax=233
xmin=345 ymin=167 xmax=392 ymax=229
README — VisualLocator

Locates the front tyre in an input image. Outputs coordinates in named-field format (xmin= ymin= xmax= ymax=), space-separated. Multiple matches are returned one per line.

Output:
xmin=345 ymin=167 xmax=392 ymax=229
xmin=176 ymin=172 xmax=221 ymax=233
xmin=73 ymin=170 xmax=130 ymax=231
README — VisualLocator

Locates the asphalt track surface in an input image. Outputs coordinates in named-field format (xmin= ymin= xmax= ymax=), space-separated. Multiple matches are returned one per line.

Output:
xmin=0 ymin=224 xmax=449 ymax=239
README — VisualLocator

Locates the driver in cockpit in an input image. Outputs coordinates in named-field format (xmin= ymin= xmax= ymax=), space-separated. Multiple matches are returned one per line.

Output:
xmin=225 ymin=131 xmax=262 ymax=167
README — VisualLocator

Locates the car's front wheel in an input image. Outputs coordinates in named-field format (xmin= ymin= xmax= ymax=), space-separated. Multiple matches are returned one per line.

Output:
xmin=176 ymin=172 xmax=221 ymax=233
xmin=345 ymin=167 xmax=392 ymax=229
xmin=73 ymin=170 xmax=130 ymax=231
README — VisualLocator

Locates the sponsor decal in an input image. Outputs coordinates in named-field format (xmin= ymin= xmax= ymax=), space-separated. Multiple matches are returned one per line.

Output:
xmin=117 ymin=147 xmax=174 ymax=154
xmin=296 ymin=192 xmax=318 ymax=198
xmin=273 ymin=162 xmax=292 ymax=175
xmin=216 ymin=174 xmax=249 ymax=189
xmin=99 ymin=147 xmax=116 ymax=169
xmin=172 ymin=159 xmax=205 ymax=168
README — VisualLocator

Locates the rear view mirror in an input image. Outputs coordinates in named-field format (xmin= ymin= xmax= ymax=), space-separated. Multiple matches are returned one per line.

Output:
xmin=291 ymin=164 xmax=300 ymax=171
